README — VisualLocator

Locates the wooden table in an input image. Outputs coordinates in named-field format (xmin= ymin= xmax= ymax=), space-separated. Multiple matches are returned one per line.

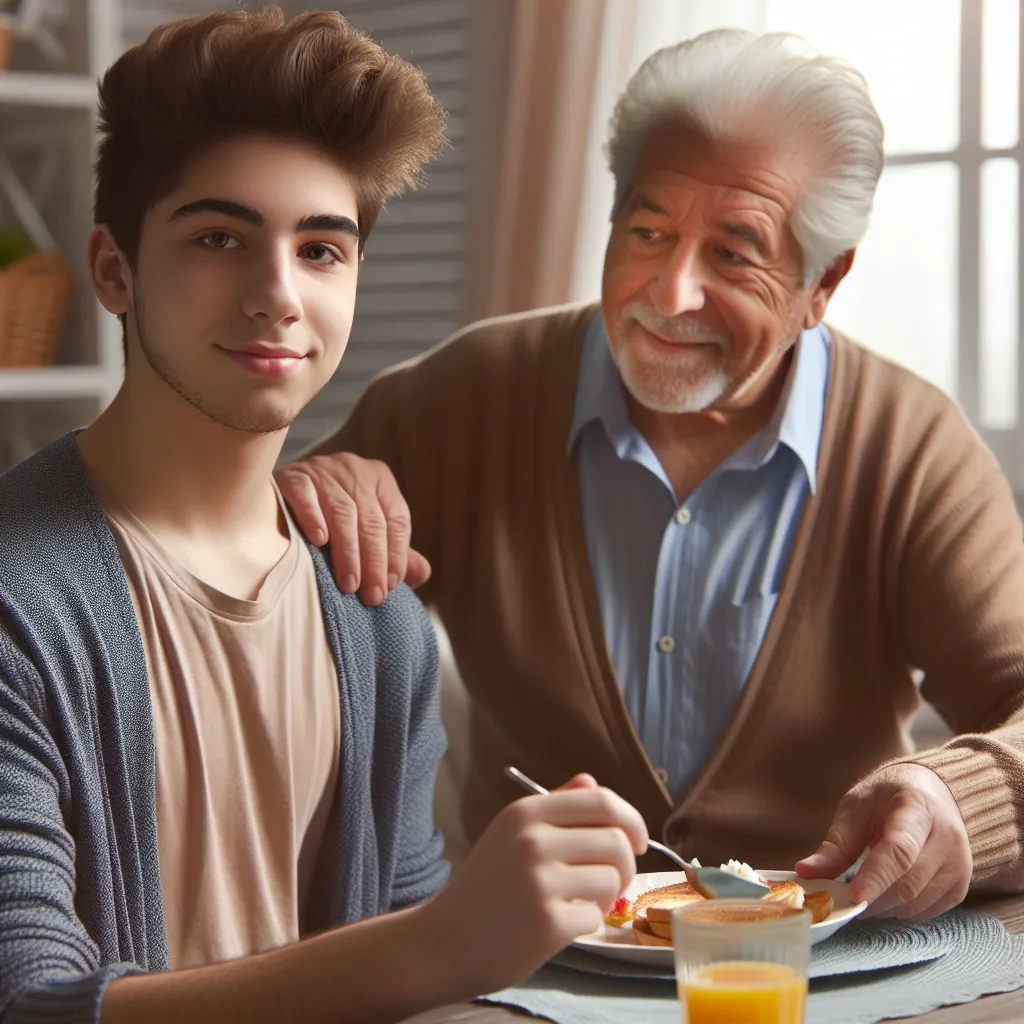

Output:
xmin=403 ymin=893 xmax=1024 ymax=1024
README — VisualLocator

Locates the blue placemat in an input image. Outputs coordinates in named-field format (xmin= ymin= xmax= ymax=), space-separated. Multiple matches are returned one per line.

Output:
xmin=479 ymin=909 xmax=1024 ymax=1024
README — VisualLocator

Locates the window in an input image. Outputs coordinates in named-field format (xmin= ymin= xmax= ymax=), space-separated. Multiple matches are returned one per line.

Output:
xmin=766 ymin=0 xmax=1020 ymax=452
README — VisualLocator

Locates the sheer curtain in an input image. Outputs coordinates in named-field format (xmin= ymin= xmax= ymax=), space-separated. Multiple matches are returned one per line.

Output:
xmin=461 ymin=0 xmax=607 ymax=321
xmin=568 ymin=1 xmax=1024 ymax=486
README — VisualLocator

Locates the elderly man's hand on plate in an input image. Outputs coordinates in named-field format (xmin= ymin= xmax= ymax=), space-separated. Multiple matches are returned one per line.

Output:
xmin=796 ymin=762 xmax=972 ymax=923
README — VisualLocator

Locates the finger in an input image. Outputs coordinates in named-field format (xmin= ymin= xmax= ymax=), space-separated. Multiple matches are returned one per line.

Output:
xmin=901 ymin=890 xmax=960 ymax=925
xmin=354 ymin=489 xmax=390 ymax=607
xmin=860 ymin=890 xmax=902 ymax=918
xmin=896 ymin=860 xmax=968 ymax=922
xmin=543 ymin=826 xmax=636 ymax=888
xmin=895 ymin=878 xmax=955 ymax=921
xmin=558 ymin=901 xmax=606 ymax=943
xmin=860 ymin=856 xmax=940 ymax=919
xmin=551 ymin=863 xmax=628 ymax=912
xmin=275 ymin=468 xmax=328 ymax=548
xmin=848 ymin=800 xmax=931 ymax=906
xmin=553 ymin=774 xmax=599 ymax=792
xmin=317 ymin=484 xmax=363 ymax=595
xmin=405 ymin=549 xmax=433 ymax=590
xmin=796 ymin=790 xmax=874 ymax=880
xmin=375 ymin=477 xmax=412 ymax=592
xmin=519 ymin=788 xmax=648 ymax=855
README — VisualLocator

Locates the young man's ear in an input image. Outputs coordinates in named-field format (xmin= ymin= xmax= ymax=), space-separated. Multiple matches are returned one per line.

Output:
xmin=87 ymin=225 xmax=132 ymax=316
xmin=803 ymin=249 xmax=856 ymax=329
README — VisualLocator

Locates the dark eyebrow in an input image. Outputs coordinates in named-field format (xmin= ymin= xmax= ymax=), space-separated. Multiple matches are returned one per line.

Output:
xmin=295 ymin=213 xmax=360 ymax=241
xmin=720 ymin=222 xmax=770 ymax=259
xmin=169 ymin=198 xmax=264 ymax=226
xmin=169 ymin=200 xmax=360 ymax=242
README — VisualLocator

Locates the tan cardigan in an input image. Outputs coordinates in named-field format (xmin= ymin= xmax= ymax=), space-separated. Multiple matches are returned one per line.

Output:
xmin=313 ymin=303 xmax=1024 ymax=887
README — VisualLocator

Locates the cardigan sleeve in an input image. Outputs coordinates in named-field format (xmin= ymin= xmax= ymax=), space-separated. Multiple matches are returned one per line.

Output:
xmin=889 ymin=397 xmax=1024 ymax=890
xmin=0 ymin=626 xmax=143 ymax=1024
xmin=385 ymin=589 xmax=451 ymax=908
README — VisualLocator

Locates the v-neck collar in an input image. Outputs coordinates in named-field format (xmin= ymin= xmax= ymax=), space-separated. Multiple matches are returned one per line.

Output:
xmin=539 ymin=303 xmax=844 ymax=839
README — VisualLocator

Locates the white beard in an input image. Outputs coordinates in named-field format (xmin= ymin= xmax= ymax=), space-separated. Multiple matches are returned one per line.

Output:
xmin=612 ymin=342 xmax=731 ymax=413
xmin=608 ymin=304 xmax=734 ymax=413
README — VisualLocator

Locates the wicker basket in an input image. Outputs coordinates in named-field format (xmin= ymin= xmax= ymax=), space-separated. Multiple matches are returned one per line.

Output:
xmin=0 ymin=251 xmax=75 ymax=367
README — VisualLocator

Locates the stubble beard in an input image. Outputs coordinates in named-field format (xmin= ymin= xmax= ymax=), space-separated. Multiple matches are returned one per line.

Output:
xmin=132 ymin=282 xmax=320 ymax=435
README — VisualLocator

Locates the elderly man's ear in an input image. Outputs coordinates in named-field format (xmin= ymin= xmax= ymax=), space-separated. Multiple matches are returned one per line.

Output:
xmin=804 ymin=250 xmax=856 ymax=329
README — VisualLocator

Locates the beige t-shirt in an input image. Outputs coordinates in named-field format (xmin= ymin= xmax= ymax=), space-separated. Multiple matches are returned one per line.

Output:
xmin=101 ymin=487 xmax=341 ymax=969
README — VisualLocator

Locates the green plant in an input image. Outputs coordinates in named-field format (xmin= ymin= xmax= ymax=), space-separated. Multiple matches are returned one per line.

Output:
xmin=0 ymin=229 xmax=35 ymax=268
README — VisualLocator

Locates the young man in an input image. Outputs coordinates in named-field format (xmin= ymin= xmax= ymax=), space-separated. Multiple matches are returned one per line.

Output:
xmin=0 ymin=9 xmax=646 ymax=1023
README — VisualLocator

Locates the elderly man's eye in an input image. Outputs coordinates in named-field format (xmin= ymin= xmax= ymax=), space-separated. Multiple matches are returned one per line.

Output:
xmin=631 ymin=227 xmax=661 ymax=242
xmin=715 ymin=246 xmax=750 ymax=266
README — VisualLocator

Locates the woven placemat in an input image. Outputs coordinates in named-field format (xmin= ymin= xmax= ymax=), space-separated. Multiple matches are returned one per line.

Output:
xmin=552 ymin=912 xmax=950 ymax=980
xmin=480 ymin=909 xmax=1024 ymax=1024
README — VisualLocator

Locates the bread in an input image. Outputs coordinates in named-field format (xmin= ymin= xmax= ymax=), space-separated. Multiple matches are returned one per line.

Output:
xmin=804 ymin=890 xmax=834 ymax=924
xmin=762 ymin=880 xmax=806 ymax=910
xmin=630 ymin=881 xmax=703 ymax=941
xmin=634 ymin=881 xmax=704 ymax=918
xmin=627 ymin=878 xmax=834 ymax=947
xmin=632 ymin=914 xmax=673 ymax=947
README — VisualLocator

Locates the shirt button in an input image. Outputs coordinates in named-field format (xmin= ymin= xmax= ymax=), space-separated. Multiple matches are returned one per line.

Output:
xmin=655 ymin=767 xmax=670 ymax=785
xmin=657 ymin=635 xmax=675 ymax=653
xmin=675 ymin=507 xmax=691 ymax=525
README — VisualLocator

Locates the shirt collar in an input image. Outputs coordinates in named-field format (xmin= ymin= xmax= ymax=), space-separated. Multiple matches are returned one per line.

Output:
xmin=567 ymin=313 xmax=830 ymax=495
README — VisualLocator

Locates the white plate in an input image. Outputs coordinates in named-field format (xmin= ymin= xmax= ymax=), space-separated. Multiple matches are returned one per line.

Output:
xmin=571 ymin=870 xmax=869 ymax=966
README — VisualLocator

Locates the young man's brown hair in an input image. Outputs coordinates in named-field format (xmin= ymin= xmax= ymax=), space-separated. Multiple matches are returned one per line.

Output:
xmin=94 ymin=5 xmax=447 ymax=267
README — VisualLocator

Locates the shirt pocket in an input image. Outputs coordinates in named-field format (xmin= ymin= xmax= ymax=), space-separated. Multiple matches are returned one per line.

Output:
xmin=727 ymin=551 xmax=788 ymax=608
xmin=722 ymin=560 xmax=785 ymax=670
xmin=716 ymin=592 xmax=777 ymax=664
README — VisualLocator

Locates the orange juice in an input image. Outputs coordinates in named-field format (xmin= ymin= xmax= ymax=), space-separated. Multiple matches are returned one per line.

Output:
xmin=681 ymin=961 xmax=807 ymax=1024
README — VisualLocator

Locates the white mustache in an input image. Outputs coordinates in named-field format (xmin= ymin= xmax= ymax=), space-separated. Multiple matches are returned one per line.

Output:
xmin=622 ymin=302 xmax=730 ymax=349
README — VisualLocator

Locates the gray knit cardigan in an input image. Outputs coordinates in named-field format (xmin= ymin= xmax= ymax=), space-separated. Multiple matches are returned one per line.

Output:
xmin=0 ymin=433 xmax=450 ymax=1022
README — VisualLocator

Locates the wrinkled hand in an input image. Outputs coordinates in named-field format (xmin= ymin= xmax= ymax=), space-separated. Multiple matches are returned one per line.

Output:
xmin=429 ymin=774 xmax=648 ymax=995
xmin=796 ymin=763 xmax=972 ymax=923
xmin=275 ymin=452 xmax=430 ymax=606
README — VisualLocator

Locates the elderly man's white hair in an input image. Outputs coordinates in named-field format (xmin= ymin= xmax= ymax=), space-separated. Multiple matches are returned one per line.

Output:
xmin=607 ymin=29 xmax=885 ymax=285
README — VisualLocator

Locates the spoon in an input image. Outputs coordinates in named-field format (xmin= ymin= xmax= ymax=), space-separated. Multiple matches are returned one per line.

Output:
xmin=503 ymin=765 xmax=770 ymax=900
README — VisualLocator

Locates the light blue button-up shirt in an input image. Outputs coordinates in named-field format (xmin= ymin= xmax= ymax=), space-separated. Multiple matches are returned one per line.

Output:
xmin=569 ymin=314 xmax=831 ymax=800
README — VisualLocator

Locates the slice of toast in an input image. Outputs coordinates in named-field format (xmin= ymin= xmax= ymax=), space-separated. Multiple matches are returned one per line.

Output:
xmin=635 ymin=882 xmax=705 ymax=940
xmin=762 ymin=880 xmax=806 ymax=910
xmin=804 ymin=890 xmax=834 ymax=924
xmin=634 ymin=881 xmax=704 ymax=918
xmin=632 ymin=914 xmax=673 ymax=947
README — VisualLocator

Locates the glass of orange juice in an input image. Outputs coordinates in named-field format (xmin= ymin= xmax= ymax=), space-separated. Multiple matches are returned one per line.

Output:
xmin=672 ymin=900 xmax=811 ymax=1024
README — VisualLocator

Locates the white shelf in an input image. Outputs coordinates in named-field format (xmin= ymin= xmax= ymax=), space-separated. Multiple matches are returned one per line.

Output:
xmin=0 ymin=365 xmax=112 ymax=401
xmin=0 ymin=72 xmax=96 ymax=109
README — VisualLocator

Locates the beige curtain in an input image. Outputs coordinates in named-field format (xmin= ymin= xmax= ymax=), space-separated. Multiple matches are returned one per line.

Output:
xmin=464 ymin=0 xmax=637 ymax=323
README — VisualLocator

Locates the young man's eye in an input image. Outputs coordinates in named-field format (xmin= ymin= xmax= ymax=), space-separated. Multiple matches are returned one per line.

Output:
xmin=197 ymin=231 xmax=239 ymax=250
xmin=301 ymin=244 xmax=342 ymax=265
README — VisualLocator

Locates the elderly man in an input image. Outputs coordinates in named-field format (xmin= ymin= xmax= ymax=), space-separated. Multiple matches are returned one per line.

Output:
xmin=279 ymin=29 xmax=1024 ymax=923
